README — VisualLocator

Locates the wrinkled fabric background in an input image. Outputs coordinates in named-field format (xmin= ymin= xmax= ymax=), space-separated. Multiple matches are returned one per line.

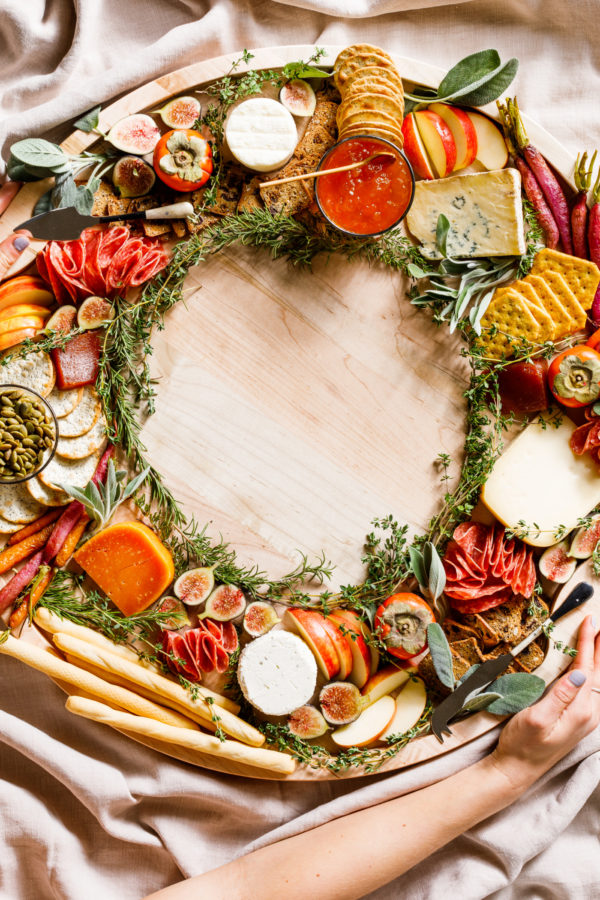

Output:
xmin=1 ymin=1 xmax=600 ymax=898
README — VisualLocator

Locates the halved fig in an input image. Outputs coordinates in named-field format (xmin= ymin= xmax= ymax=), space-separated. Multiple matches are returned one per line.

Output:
xmin=77 ymin=296 xmax=115 ymax=330
xmin=319 ymin=682 xmax=364 ymax=725
xmin=288 ymin=705 xmax=328 ymax=739
xmin=46 ymin=305 xmax=77 ymax=334
xmin=570 ymin=514 xmax=600 ymax=559
xmin=112 ymin=156 xmax=156 ymax=198
xmin=279 ymin=79 xmax=316 ymax=117
xmin=153 ymin=96 xmax=201 ymax=129
xmin=156 ymin=596 xmax=190 ymax=630
xmin=201 ymin=584 xmax=246 ymax=622
xmin=243 ymin=601 xmax=279 ymax=637
xmin=174 ymin=566 xmax=215 ymax=607
xmin=539 ymin=540 xmax=577 ymax=583
xmin=107 ymin=114 xmax=162 ymax=155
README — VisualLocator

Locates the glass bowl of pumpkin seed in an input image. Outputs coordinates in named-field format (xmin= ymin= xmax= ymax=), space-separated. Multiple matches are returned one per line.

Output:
xmin=0 ymin=385 xmax=58 ymax=484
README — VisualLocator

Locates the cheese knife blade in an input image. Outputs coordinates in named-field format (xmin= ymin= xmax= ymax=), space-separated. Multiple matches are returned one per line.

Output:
xmin=431 ymin=581 xmax=594 ymax=742
xmin=14 ymin=201 xmax=194 ymax=241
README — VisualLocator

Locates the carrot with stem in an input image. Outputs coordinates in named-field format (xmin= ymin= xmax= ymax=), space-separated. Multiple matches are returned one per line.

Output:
xmin=572 ymin=151 xmax=596 ymax=259
xmin=7 ymin=509 xmax=61 ymax=546
xmin=55 ymin=515 xmax=89 ymax=567
xmin=0 ymin=523 xmax=55 ymax=577
xmin=588 ymin=163 xmax=600 ymax=324
xmin=9 ymin=565 xmax=54 ymax=630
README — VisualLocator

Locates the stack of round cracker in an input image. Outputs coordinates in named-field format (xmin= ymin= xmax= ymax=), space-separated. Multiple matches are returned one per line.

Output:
xmin=333 ymin=44 xmax=405 ymax=148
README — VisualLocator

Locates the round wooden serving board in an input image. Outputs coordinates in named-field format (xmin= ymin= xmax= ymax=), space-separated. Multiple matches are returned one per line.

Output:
xmin=3 ymin=46 xmax=597 ymax=781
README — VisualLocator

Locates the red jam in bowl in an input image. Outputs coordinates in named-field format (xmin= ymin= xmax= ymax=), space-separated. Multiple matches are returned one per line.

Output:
xmin=315 ymin=137 xmax=414 ymax=236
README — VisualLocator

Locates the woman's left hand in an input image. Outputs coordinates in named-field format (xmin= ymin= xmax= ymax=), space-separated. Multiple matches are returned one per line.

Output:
xmin=0 ymin=181 xmax=31 ymax=281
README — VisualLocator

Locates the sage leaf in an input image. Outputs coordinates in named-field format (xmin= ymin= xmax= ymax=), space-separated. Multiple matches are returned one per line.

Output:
xmin=6 ymin=154 xmax=44 ymax=183
xmin=449 ymin=59 xmax=519 ymax=108
xmin=458 ymin=663 xmax=479 ymax=685
xmin=435 ymin=214 xmax=450 ymax=257
xmin=409 ymin=545 xmax=427 ymax=591
xmin=427 ymin=622 xmax=455 ymax=689
xmin=486 ymin=673 xmax=545 ymax=715
xmin=74 ymin=105 xmax=102 ymax=133
xmin=33 ymin=189 xmax=54 ymax=216
xmin=406 ymin=263 xmax=430 ymax=279
xmin=462 ymin=691 xmax=502 ymax=713
xmin=283 ymin=63 xmax=330 ymax=79
xmin=423 ymin=541 xmax=446 ymax=602
xmin=437 ymin=49 xmax=500 ymax=98
xmin=122 ymin=465 xmax=151 ymax=500
xmin=10 ymin=138 xmax=68 ymax=172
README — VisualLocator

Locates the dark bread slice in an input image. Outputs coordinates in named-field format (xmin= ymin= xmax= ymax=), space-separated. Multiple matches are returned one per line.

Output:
xmin=482 ymin=643 xmax=520 ymax=674
xmin=443 ymin=618 xmax=481 ymax=644
xmin=237 ymin=177 xmax=264 ymax=213
xmin=513 ymin=640 xmax=545 ymax=673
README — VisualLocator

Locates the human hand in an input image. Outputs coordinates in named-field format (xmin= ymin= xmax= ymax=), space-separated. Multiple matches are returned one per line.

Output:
xmin=491 ymin=614 xmax=600 ymax=789
xmin=0 ymin=180 xmax=31 ymax=282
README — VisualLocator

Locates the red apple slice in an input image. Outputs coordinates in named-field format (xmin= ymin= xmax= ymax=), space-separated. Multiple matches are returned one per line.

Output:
xmin=320 ymin=616 xmax=353 ymax=680
xmin=331 ymin=695 xmax=395 ymax=748
xmin=329 ymin=612 xmax=371 ymax=689
xmin=331 ymin=608 xmax=380 ymax=678
xmin=379 ymin=677 xmax=427 ymax=740
xmin=401 ymin=113 xmax=436 ymax=180
xmin=413 ymin=110 xmax=457 ymax=178
xmin=285 ymin=609 xmax=340 ymax=679
xmin=0 ymin=276 xmax=55 ymax=310
xmin=361 ymin=664 xmax=410 ymax=706
xmin=429 ymin=103 xmax=477 ymax=171
xmin=464 ymin=111 xmax=508 ymax=170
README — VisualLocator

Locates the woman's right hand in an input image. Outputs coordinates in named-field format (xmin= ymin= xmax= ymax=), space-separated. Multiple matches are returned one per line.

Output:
xmin=491 ymin=614 xmax=600 ymax=788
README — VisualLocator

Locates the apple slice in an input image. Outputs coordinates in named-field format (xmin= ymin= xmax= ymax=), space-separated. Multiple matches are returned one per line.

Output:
xmin=331 ymin=695 xmax=395 ymax=748
xmin=285 ymin=609 xmax=340 ymax=679
xmin=413 ymin=110 xmax=457 ymax=178
xmin=0 ymin=328 xmax=38 ymax=352
xmin=0 ymin=276 xmax=54 ymax=310
xmin=0 ymin=304 xmax=52 ymax=321
xmin=429 ymin=103 xmax=477 ymax=171
xmin=320 ymin=616 xmax=353 ymax=680
xmin=361 ymin=665 xmax=410 ymax=706
xmin=329 ymin=612 xmax=371 ymax=689
xmin=379 ymin=677 xmax=427 ymax=740
xmin=464 ymin=111 xmax=508 ymax=170
xmin=330 ymin=607 xmax=380 ymax=677
xmin=401 ymin=113 xmax=436 ymax=180
xmin=0 ymin=315 xmax=45 ymax=336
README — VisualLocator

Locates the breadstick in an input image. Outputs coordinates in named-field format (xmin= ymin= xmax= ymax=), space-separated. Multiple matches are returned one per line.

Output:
xmin=0 ymin=634 xmax=197 ymax=730
xmin=66 ymin=696 xmax=295 ymax=776
xmin=53 ymin=632 xmax=263 ymax=747
xmin=34 ymin=607 xmax=239 ymax=714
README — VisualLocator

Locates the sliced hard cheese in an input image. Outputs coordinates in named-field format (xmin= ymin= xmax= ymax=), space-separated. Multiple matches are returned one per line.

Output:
xmin=481 ymin=416 xmax=600 ymax=546
xmin=406 ymin=168 xmax=526 ymax=259
xmin=225 ymin=98 xmax=298 ymax=173
xmin=237 ymin=630 xmax=317 ymax=716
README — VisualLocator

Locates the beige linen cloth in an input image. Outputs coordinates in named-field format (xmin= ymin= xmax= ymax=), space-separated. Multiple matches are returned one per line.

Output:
xmin=1 ymin=1 xmax=600 ymax=898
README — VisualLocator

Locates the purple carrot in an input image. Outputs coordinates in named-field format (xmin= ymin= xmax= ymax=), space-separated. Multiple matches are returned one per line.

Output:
xmin=588 ymin=166 xmax=600 ymax=324
xmin=0 ymin=550 xmax=43 ymax=612
xmin=501 ymin=98 xmax=573 ymax=254
xmin=514 ymin=156 xmax=559 ymax=249
xmin=571 ymin=151 xmax=596 ymax=259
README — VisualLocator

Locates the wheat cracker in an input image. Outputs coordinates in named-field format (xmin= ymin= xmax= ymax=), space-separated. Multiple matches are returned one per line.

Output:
xmin=47 ymin=386 xmax=83 ymax=419
xmin=0 ymin=482 xmax=45 ymax=523
xmin=0 ymin=351 xmax=55 ymax=398
xmin=26 ymin=475 xmax=70 ymax=507
xmin=530 ymin=249 xmax=600 ymax=310
xmin=38 ymin=451 xmax=99 ymax=492
xmin=57 ymin=415 xmax=108 ymax=460
xmin=58 ymin=387 xmax=101 ymax=438
xmin=520 ymin=276 xmax=575 ymax=337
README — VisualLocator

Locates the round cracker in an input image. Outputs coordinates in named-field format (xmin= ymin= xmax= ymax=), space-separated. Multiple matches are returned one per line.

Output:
xmin=26 ymin=475 xmax=70 ymax=507
xmin=334 ymin=44 xmax=393 ymax=74
xmin=344 ymin=82 xmax=404 ymax=105
xmin=343 ymin=65 xmax=404 ymax=94
xmin=0 ymin=514 xmax=27 ymax=534
xmin=338 ymin=109 xmax=403 ymax=133
xmin=338 ymin=94 xmax=404 ymax=124
xmin=337 ymin=54 xmax=399 ymax=88
xmin=57 ymin=415 xmax=107 ymax=460
xmin=339 ymin=125 xmax=403 ymax=149
xmin=0 ymin=351 xmax=55 ymax=398
xmin=57 ymin=387 xmax=101 ymax=438
xmin=47 ymin=386 xmax=83 ymax=419
xmin=0 ymin=482 xmax=45 ymax=524
xmin=38 ymin=451 xmax=100 ymax=493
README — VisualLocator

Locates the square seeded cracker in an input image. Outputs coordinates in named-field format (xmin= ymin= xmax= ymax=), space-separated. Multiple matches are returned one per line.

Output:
xmin=495 ymin=285 xmax=556 ymax=342
xmin=479 ymin=289 xmax=541 ymax=359
xmin=537 ymin=271 xmax=588 ymax=331
xmin=520 ymin=275 xmax=576 ymax=338
xmin=530 ymin=248 xmax=600 ymax=310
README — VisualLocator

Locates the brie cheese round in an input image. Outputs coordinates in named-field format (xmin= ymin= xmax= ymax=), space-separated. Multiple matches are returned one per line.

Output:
xmin=237 ymin=630 xmax=317 ymax=716
xmin=225 ymin=98 xmax=298 ymax=173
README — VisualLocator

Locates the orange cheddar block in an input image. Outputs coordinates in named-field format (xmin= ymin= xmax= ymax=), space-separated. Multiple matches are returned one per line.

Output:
xmin=74 ymin=521 xmax=175 ymax=616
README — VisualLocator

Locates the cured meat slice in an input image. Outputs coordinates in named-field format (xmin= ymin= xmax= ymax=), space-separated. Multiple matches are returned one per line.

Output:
xmin=162 ymin=618 xmax=238 ymax=678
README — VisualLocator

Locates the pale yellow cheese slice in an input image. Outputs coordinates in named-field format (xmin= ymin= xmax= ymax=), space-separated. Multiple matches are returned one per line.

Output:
xmin=481 ymin=416 xmax=600 ymax=547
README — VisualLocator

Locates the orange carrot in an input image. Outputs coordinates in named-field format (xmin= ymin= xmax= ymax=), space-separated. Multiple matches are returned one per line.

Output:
xmin=0 ymin=524 xmax=55 ymax=575
xmin=8 ymin=509 xmax=61 ymax=545
xmin=9 ymin=565 xmax=54 ymax=630
xmin=55 ymin=515 xmax=89 ymax=567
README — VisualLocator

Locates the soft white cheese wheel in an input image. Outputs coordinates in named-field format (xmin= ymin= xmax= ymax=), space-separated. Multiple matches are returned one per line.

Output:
xmin=225 ymin=98 xmax=298 ymax=173
xmin=237 ymin=630 xmax=317 ymax=716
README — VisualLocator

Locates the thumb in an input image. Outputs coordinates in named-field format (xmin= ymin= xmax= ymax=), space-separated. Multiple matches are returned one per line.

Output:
xmin=544 ymin=668 xmax=587 ymax=718
xmin=0 ymin=231 xmax=31 ymax=277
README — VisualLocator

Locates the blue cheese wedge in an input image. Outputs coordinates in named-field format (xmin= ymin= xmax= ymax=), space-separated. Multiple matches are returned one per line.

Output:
xmin=237 ymin=630 xmax=317 ymax=715
xmin=406 ymin=168 xmax=526 ymax=259
xmin=225 ymin=98 xmax=298 ymax=173
xmin=481 ymin=416 xmax=600 ymax=547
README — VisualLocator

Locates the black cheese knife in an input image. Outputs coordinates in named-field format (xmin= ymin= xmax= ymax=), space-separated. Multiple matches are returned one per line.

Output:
xmin=14 ymin=201 xmax=194 ymax=241
xmin=430 ymin=581 xmax=594 ymax=742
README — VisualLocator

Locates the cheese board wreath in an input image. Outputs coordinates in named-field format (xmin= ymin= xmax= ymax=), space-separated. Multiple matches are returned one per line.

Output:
xmin=0 ymin=44 xmax=599 ymax=781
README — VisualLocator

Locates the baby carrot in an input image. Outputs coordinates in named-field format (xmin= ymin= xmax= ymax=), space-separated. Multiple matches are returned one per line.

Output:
xmin=9 ymin=565 xmax=54 ymax=630
xmin=7 ymin=509 xmax=61 ymax=546
xmin=55 ymin=515 xmax=89 ymax=567
xmin=0 ymin=524 xmax=55 ymax=575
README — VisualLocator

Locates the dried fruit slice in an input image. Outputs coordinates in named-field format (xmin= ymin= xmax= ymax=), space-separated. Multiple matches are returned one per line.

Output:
xmin=112 ymin=156 xmax=156 ymax=198
xmin=279 ymin=79 xmax=316 ymax=117
xmin=319 ymin=682 xmax=364 ymax=725
xmin=243 ymin=601 xmax=279 ymax=637
xmin=153 ymin=96 xmax=201 ymax=129
xmin=173 ymin=566 xmax=215 ymax=607
xmin=288 ymin=705 xmax=328 ymax=739
xmin=156 ymin=596 xmax=191 ymax=630
xmin=201 ymin=584 xmax=246 ymax=621
xmin=77 ymin=296 xmax=115 ymax=330
xmin=570 ymin=514 xmax=600 ymax=559
xmin=107 ymin=114 xmax=162 ymax=155
xmin=538 ymin=540 xmax=577 ymax=583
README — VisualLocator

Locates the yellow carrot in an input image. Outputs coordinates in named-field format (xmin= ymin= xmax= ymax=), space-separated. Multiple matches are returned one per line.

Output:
xmin=0 ymin=524 xmax=55 ymax=575
xmin=55 ymin=515 xmax=89 ymax=567
xmin=8 ymin=509 xmax=61 ymax=545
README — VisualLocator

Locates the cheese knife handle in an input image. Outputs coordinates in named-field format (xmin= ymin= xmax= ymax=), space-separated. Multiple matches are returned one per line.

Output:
xmin=550 ymin=581 xmax=594 ymax=623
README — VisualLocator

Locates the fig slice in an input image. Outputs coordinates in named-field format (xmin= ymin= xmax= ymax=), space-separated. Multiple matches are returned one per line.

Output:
xmin=279 ymin=79 xmax=316 ymax=117
xmin=46 ymin=305 xmax=77 ymax=334
xmin=156 ymin=595 xmax=191 ymax=630
xmin=107 ymin=114 xmax=162 ymax=155
xmin=201 ymin=584 xmax=246 ymax=622
xmin=243 ymin=600 xmax=279 ymax=637
xmin=152 ymin=96 xmax=201 ymax=129
xmin=173 ymin=566 xmax=215 ymax=607
xmin=319 ymin=682 xmax=364 ymax=725
xmin=288 ymin=705 xmax=328 ymax=739
xmin=112 ymin=156 xmax=156 ymax=198
xmin=77 ymin=296 xmax=115 ymax=330
xmin=570 ymin=514 xmax=600 ymax=559
xmin=539 ymin=539 xmax=577 ymax=583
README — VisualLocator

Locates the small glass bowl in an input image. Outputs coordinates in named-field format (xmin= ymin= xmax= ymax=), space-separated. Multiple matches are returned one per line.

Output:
xmin=0 ymin=384 xmax=58 ymax=484
xmin=314 ymin=134 xmax=415 ymax=239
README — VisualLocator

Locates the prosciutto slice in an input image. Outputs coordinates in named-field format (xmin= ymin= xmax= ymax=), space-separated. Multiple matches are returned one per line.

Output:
xmin=162 ymin=619 xmax=239 ymax=681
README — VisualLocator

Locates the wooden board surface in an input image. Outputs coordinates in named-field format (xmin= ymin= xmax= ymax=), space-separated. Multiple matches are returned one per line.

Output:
xmin=2 ymin=45 xmax=595 ymax=781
